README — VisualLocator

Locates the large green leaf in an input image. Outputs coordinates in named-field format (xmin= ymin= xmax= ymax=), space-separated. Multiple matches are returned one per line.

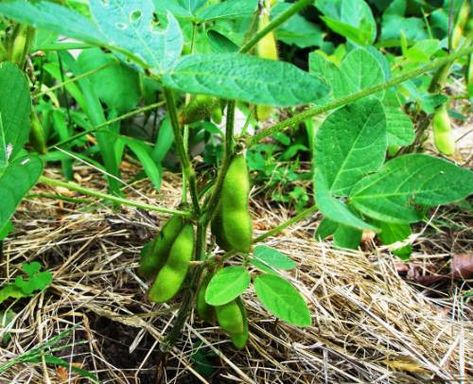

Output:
xmin=0 ymin=155 xmax=43 ymax=229
xmin=254 ymin=274 xmax=311 ymax=327
xmin=163 ymin=53 xmax=329 ymax=106
xmin=89 ymin=0 xmax=184 ymax=73
xmin=0 ymin=0 xmax=105 ymax=46
xmin=316 ymin=0 xmax=377 ymax=45
xmin=0 ymin=62 xmax=31 ymax=162
xmin=350 ymin=154 xmax=473 ymax=223
xmin=314 ymin=99 xmax=387 ymax=196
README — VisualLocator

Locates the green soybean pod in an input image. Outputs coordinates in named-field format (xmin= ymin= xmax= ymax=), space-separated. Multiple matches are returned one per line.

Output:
xmin=215 ymin=299 xmax=246 ymax=335
xmin=432 ymin=104 xmax=455 ymax=156
xmin=138 ymin=215 xmax=184 ymax=279
xmin=148 ymin=224 xmax=194 ymax=303
xmin=230 ymin=299 xmax=249 ymax=350
xmin=221 ymin=155 xmax=253 ymax=253
xmin=196 ymin=272 xmax=215 ymax=323
xmin=210 ymin=203 xmax=232 ymax=251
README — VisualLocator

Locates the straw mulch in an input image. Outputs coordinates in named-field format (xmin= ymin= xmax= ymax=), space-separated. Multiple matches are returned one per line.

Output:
xmin=0 ymin=165 xmax=472 ymax=384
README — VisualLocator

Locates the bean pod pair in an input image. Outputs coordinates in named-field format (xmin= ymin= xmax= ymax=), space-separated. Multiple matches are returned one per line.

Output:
xmin=138 ymin=216 xmax=194 ymax=303
xmin=211 ymin=154 xmax=253 ymax=254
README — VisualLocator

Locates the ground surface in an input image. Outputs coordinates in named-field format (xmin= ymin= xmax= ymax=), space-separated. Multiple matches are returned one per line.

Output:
xmin=1 ymin=160 xmax=472 ymax=383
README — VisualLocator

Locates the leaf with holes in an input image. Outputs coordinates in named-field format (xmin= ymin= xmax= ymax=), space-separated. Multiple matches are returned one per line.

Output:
xmin=163 ymin=53 xmax=329 ymax=106
xmin=89 ymin=0 xmax=184 ymax=73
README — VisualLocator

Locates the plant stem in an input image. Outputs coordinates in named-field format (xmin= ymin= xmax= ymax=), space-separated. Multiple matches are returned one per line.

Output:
xmin=253 ymin=204 xmax=319 ymax=243
xmin=38 ymin=176 xmax=189 ymax=216
xmin=240 ymin=0 xmax=313 ymax=53
xmin=163 ymin=88 xmax=201 ymax=214
xmin=34 ymin=62 xmax=113 ymax=99
xmin=50 ymin=101 xmax=166 ymax=149
xmin=247 ymin=45 xmax=473 ymax=147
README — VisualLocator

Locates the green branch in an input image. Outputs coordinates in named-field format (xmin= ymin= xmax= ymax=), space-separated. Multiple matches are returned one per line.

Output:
xmin=247 ymin=45 xmax=473 ymax=147
xmin=240 ymin=0 xmax=313 ymax=54
xmin=253 ymin=205 xmax=319 ymax=243
xmin=39 ymin=176 xmax=189 ymax=216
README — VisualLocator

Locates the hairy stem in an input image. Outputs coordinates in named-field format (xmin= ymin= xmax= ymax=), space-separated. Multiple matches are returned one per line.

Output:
xmin=39 ymin=176 xmax=188 ymax=216
xmin=163 ymin=88 xmax=201 ymax=214
xmin=253 ymin=205 xmax=319 ymax=243
xmin=247 ymin=45 xmax=473 ymax=147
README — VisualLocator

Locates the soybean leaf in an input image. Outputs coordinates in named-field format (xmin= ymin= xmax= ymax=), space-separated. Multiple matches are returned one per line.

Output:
xmin=0 ymin=155 xmax=43 ymax=229
xmin=350 ymin=154 xmax=473 ymax=223
xmin=0 ymin=221 xmax=14 ymax=241
xmin=273 ymin=2 xmax=324 ymax=48
xmin=315 ymin=217 xmax=338 ymax=240
xmin=383 ymin=91 xmax=415 ymax=147
xmin=205 ymin=266 xmax=250 ymax=306
xmin=333 ymin=225 xmax=362 ymax=249
xmin=316 ymin=0 xmax=377 ymax=45
xmin=315 ymin=171 xmax=377 ymax=231
xmin=163 ymin=53 xmax=329 ymax=106
xmin=89 ymin=0 xmax=184 ymax=73
xmin=152 ymin=0 xmax=193 ymax=18
xmin=336 ymin=49 xmax=385 ymax=99
xmin=254 ymin=274 xmax=311 ymax=327
xmin=120 ymin=137 xmax=162 ymax=191
xmin=251 ymin=245 xmax=296 ymax=273
xmin=197 ymin=0 xmax=257 ymax=22
xmin=0 ymin=62 xmax=31 ymax=162
xmin=0 ymin=0 xmax=106 ymax=46
xmin=314 ymin=99 xmax=387 ymax=196
xmin=77 ymin=49 xmax=141 ymax=113
xmin=381 ymin=0 xmax=428 ymax=43
xmin=309 ymin=52 xmax=340 ymax=88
